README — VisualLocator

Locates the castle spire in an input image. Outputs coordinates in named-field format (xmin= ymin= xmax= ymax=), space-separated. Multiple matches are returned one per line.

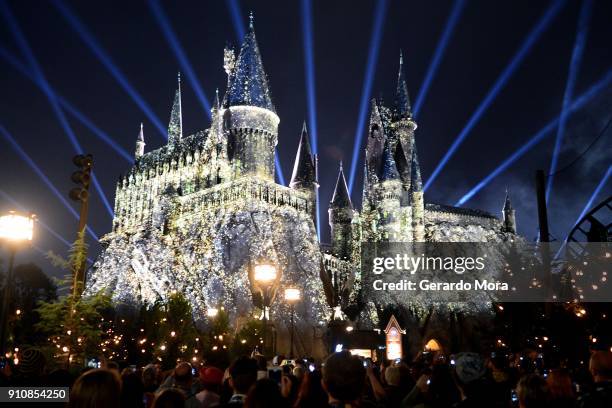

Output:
xmin=330 ymin=162 xmax=352 ymax=209
xmin=290 ymin=121 xmax=316 ymax=189
xmin=168 ymin=72 xmax=183 ymax=144
xmin=380 ymin=140 xmax=400 ymax=181
xmin=502 ymin=189 xmax=517 ymax=233
xmin=395 ymin=50 xmax=412 ymax=119
xmin=135 ymin=122 xmax=145 ymax=159
xmin=224 ymin=12 xmax=274 ymax=111
xmin=410 ymin=144 xmax=422 ymax=192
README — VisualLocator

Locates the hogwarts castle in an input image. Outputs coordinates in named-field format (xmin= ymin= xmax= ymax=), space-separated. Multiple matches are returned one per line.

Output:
xmin=85 ymin=17 xmax=517 ymax=356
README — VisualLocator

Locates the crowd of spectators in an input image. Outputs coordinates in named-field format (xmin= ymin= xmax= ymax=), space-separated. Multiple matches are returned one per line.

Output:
xmin=1 ymin=347 xmax=611 ymax=407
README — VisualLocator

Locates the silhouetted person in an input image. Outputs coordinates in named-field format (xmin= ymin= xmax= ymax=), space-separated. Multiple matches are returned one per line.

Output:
xmin=68 ymin=368 xmax=121 ymax=408
xmin=221 ymin=356 xmax=258 ymax=407
xmin=547 ymin=369 xmax=575 ymax=408
xmin=577 ymin=351 xmax=612 ymax=408
xmin=245 ymin=378 xmax=289 ymax=408
xmin=294 ymin=369 xmax=328 ymax=408
xmin=322 ymin=351 xmax=374 ymax=407
xmin=153 ymin=388 xmax=186 ymax=408
xmin=516 ymin=374 xmax=549 ymax=408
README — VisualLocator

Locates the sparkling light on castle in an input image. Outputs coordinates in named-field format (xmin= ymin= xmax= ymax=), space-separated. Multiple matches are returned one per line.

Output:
xmin=85 ymin=18 xmax=517 ymax=354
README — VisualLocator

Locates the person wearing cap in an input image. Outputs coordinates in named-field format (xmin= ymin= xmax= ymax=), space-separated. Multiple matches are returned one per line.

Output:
xmin=196 ymin=366 xmax=224 ymax=407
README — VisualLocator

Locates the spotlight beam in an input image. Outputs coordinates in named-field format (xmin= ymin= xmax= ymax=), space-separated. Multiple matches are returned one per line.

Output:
xmin=52 ymin=0 xmax=167 ymax=138
xmin=301 ymin=0 xmax=318 ymax=154
xmin=300 ymin=0 xmax=321 ymax=239
xmin=0 ymin=1 xmax=114 ymax=219
xmin=545 ymin=0 xmax=593 ymax=203
xmin=0 ymin=46 xmax=132 ymax=163
xmin=455 ymin=68 xmax=612 ymax=206
xmin=275 ymin=154 xmax=286 ymax=186
xmin=225 ymin=0 xmax=246 ymax=40
xmin=348 ymin=0 xmax=389 ymax=193
xmin=149 ymin=0 xmax=212 ymax=117
xmin=0 ymin=124 xmax=100 ymax=241
xmin=424 ymin=0 xmax=567 ymax=192
xmin=413 ymin=0 xmax=466 ymax=118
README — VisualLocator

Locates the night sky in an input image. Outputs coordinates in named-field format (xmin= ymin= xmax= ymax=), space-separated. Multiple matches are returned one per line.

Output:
xmin=1 ymin=0 xmax=611 ymax=279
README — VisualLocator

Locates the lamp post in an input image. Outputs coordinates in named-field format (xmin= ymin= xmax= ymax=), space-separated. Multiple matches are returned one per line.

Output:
xmin=284 ymin=288 xmax=301 ymax=358
xmin=253 ymin=263 xmax=277 ymax=357
xmin=0 ymin=212 xmax=35 ymax=355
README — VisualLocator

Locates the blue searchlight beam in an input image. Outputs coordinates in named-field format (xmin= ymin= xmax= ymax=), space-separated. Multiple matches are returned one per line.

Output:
xmin=149 ymin=0 xmax=212 ymax=117
xmin=0 ymin=46 xmax=132 ymax=163
xmin=348 ymin=0 xmax=389 ymax=193
xmin=0 ymin=124 xmax=100 ymax=241
xmin=546 ymin=0 xmax=593 ymax=203
xmin=52 ymin=0 xmax=167 ymax=139
xmin=424 ymin=0 xmax=567 ymax=192
xmin=0 ymin=1 xmax=114 ymax=218
xmin=413 ymin=0 xmax=466 ymax=118
xmin=456 ymin=68 xmax=612 ymax=206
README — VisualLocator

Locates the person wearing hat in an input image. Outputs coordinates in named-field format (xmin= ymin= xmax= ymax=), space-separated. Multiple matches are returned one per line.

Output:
xmin=196 ymin=366 xmax=224 ymax=407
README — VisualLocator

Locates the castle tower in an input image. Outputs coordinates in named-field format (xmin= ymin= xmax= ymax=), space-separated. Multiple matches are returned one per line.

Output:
xmin=168 ymin=72 xmax=183 ymax=145
xmin=376 ymin=140 xmax=403 ymax=241
xmin=392 ymin=51 xmax=418 ymax=156
xmin=223 ymin=14 xmax=279 ymax=181
xmin=410 ymin=145 xmax=425 ymax=242
xmin=329 ymin=163 xmax=354 ymax=260
xmin=135 ymin=122 xmax=145 ymax=159
xmin=290 ymin=122 xmax=318 ymax=225
xmin=502 ymin=190 xmax=517 ymax=234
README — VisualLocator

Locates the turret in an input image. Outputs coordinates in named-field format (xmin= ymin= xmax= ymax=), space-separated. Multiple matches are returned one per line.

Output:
xmin=328 ymin=163 xmax=354 ymax=260
xmin=410 ymin=145 xmax=425 ymax=242
xmin=223 ymin=13 xmax=279 ymax=181
xmin=135 ymin=123 xmax=145 ymax=159
xmin=168 ymin=72 xmax=183 ymax=145
xmin=290 ymin=122 xmax=318 ymax=225
xmin=502 ymin=190 xmax=517 ymax=234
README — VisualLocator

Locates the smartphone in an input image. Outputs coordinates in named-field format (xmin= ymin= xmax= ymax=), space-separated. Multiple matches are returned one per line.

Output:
xmin=192 ymin=367 xmax=197 ymax=376
xmin=308 ymin=364 xmax=315 ymax=372
xmin=426 ymin=379 xmax=431 ymax=385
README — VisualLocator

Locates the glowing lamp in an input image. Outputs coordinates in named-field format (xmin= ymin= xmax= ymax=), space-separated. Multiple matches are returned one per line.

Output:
xmin=0 ymin=212 xmax=34 ymax=243
xmin=254 ymin=264 xmax=277 ymax=285
xmin=284 ymin=288 xmax=301 ymax=302
xmin=207 ymin=308 xmax=219 ymax=318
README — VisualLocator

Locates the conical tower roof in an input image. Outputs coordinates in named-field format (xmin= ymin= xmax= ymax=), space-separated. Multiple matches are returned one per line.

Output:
xmin=137 ymin=122 xmax=145 ymax=142
xmin=504 ymin=189 xmax=513 ymax=211
xmin=225 ymin=14 xmax=274 ymax=111
xmin=395 ymin=50 xmax=412 ymax=119
xmin=330 ymin=163 xmax=352 ymax=209
xmin=168 ymin=72 xmax=183 ymax=143
xmin=380 ymin=140 xmax=400 ymax=181
xmin=290 ymin=122 xmax=316 ymax=187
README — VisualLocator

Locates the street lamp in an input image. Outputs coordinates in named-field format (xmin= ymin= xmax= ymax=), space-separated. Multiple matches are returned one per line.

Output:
xmin=0 ymin=212 xmax=35 ymax=355
xmin=253 ymin=263 xmax=277 ymax=356
xmin=284 ymin=287 xmax=301 ymax=358
xmin=207 ymin=308 xmax=219 ymax=318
